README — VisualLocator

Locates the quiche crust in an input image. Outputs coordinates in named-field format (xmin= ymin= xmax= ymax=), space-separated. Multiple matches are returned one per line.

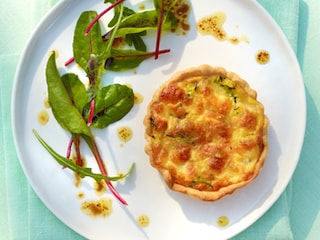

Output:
xmin=144 ymin=65 xmax=269 ymax=201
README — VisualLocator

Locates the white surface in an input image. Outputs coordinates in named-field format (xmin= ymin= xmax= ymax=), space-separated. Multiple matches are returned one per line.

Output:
xmin=11 ymin=0 xmax=306 ymax=239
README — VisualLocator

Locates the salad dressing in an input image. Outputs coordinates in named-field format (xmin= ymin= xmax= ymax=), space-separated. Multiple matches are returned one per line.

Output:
xmin=44 ymin=97 xmax=50 ymax=108
xmin=77 ymin=192 xmax=85 ymax=199
xmin=170 ymin=0 xmax=190 ymax=35
xmin=197 ymin=12 xmax=250 ymax=44
xmin=94 ymin=180 xmax=107 ymax=196
xmin=37 ymin=110 xmax=49 ymax=125
xmin=137 ymin=214 xmax=150 ymax=227
xmin=197 ymin=12 xmax=227 ymax=41
xmin=139 ymin=4 xmax=145 ymax=11
xmin=217 ymin=216 xmax=229 ymax=227
xmin=134 ymin=91 xmax=144 ymax=104
xmin=256 ymin=49 xmax=270 ymax=64
xmin=74 ymin=173 xmax=82 ymax=188
xmin=117 ymin=126 xmax=133 ymax=143
xmin=80 ymin=198 xmax=112 ymax=218
xmin=72 ymin=154 xmax=86 ymax=187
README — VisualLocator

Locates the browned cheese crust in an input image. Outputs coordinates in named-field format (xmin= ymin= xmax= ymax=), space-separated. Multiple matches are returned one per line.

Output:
xmin=144 ymin=65 xmax=269 ymax=201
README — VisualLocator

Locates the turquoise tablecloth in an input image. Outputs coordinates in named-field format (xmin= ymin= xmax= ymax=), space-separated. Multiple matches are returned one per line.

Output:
xmin=1 ymin=0 xmax=319 ymax=239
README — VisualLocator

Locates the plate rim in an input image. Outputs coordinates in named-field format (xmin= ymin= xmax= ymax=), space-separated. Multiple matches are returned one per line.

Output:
xmin=11 ymin=0 xmax=307 ymax=239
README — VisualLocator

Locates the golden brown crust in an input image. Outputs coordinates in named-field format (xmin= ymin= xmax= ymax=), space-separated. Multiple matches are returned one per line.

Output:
xmin=144 ymin=65 xmax=269 ymax=201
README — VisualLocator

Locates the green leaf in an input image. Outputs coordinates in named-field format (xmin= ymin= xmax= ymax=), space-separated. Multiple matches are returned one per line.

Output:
xmin=33 ymin=129 xmax=135 ymax=183
xmin=89 ymin=84 xmax=134 ymax=128
xmin=103 ymin=2 xmax=124 ymax=56
xmin=113 ymin=10 xmax=177 ymax=38
xmin=108 ymin=6 xmax=135 ymax=27
xmin=105 ymin=49 xmax=157 ymax=71
xmin=73 ymin=11 xmax=106 ymax=70
xmin=46 ymin=52 xmax=92 ymax=137
xmin=61 ymin=73 xmax=88 ymax=113
xmin=153 ymin=0 xmax=179 ymax=28
xmin=119 ymin=10 xmax=158 ymax=29
xmin=125 ymin=32 xmax=147 ymax=52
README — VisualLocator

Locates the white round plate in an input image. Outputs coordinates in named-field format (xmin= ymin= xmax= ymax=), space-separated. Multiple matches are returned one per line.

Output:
xmin=12 ymin=0 xmax=306 ymax=239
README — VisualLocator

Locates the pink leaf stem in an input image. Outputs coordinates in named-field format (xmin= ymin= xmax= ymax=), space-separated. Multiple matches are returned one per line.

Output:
xmin=114 ymin=48 xmax=170 ymax=59
xmin=85 ymin=0 xmax=125 ymax=36
xmin=66 ymin=137 xmax=73 ymax=159
xmin=87 ymin=99 xmax=95 ymax=126
xmin=64 ymin=57 xmax=74 ymax=67
xmin=89 ymin=137 xmax=128 ymax=205
xmin=62 ymin=137 xmax=74 ymax=169
xmin=155 ymin=0 xmax=165 ymax=59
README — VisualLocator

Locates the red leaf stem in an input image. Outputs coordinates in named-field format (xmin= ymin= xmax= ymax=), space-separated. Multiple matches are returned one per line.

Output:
xmin=85 ymin=0 xmax=125 ymax=36
xmin=64 ymin=57 xmax=74 ymax=67
xmin=87 ymin=99 xmax=95 ymax=126
xmin=89 ymin=136 xmax=128 ymax=205
xmin=62 ymin=137 xmax=74 ymax=169
xmin=66 ymin=137 xmax=73 ymax=159
xmin=114 ymin=48 xmax=170 ymax=59
xmin=155 ymin=0 xmax=165 ymax=59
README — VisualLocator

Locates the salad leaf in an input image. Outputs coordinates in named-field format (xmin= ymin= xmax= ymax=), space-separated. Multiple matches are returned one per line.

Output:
xmin=119 ymin=10 xmax=158 ymax=29
xmin=33 ymin=129 xmax=135 ymax=183
xmin=113 ymin=10 xmax=177 ymax=38
xmin=73 ymin=11 xmax=106 ymax=70
xmin=103 ymin=2 xmax=124 ymax=58
xmin=108 ymin=4 xmax=135 ymax=28
xmin=104 ymin=48 xmax=170 ymax=71
xmin=86 ymin=0 xmax=125 ymax=35
xmin=46 ymin=51 xmax=92 ymax=137
xmin=88 ymin=84 xmax=134 ymax=128
xmin=73 ymin=11 xmax=108 ymax=97
xmin=125 ymin=32 xmax=147 ymax=52
xmin=153 ymin=0 xmax=179 ymax=59
xmin=61 ymin=73 xmax=88 ymax=113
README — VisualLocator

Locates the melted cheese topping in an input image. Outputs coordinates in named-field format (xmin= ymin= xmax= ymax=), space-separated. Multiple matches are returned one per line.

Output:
xmin=146 ymin=72 xmax=266 ymax=192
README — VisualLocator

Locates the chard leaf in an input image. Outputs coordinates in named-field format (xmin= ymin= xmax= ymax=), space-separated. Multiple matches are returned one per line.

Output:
xmin=61 ymin=73 xmax=88 ymax=113
xmin=108 ymin=5 xmax=135 ymax=27
xmin=33 ymin=129 xmax=135 ymax=182
xmin=105 ymin=49 xmax=161 ymax=71
xmin=46 ymin=52 xmax=92 ymax=137
xmin=119 ymin=10 xmax=158 ymax=29
xmin=114 ymin=27 xmax=155 ymax=38
xmin=73 ymin=11 xmax=106 ymax=71
xmin=100 ymin=2 xmax=124 ymax=62
xmin=125 ymin=32 xmax=147 ymax=52
xmin=88 ymin=84 xmax=134 ymax=128
xmin=113 ymin=10 xmax=177 ymax=38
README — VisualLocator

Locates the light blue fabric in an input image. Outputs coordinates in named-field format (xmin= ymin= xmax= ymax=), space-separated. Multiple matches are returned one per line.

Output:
xmin=234 ymin=0 xmax=299 ymax=238
xmin=1 ymin=0 xmax=319 ymax=239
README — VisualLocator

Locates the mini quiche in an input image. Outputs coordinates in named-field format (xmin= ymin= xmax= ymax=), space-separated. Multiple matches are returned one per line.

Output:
xmin=144 ymin=65 xmax=269 ymax=201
